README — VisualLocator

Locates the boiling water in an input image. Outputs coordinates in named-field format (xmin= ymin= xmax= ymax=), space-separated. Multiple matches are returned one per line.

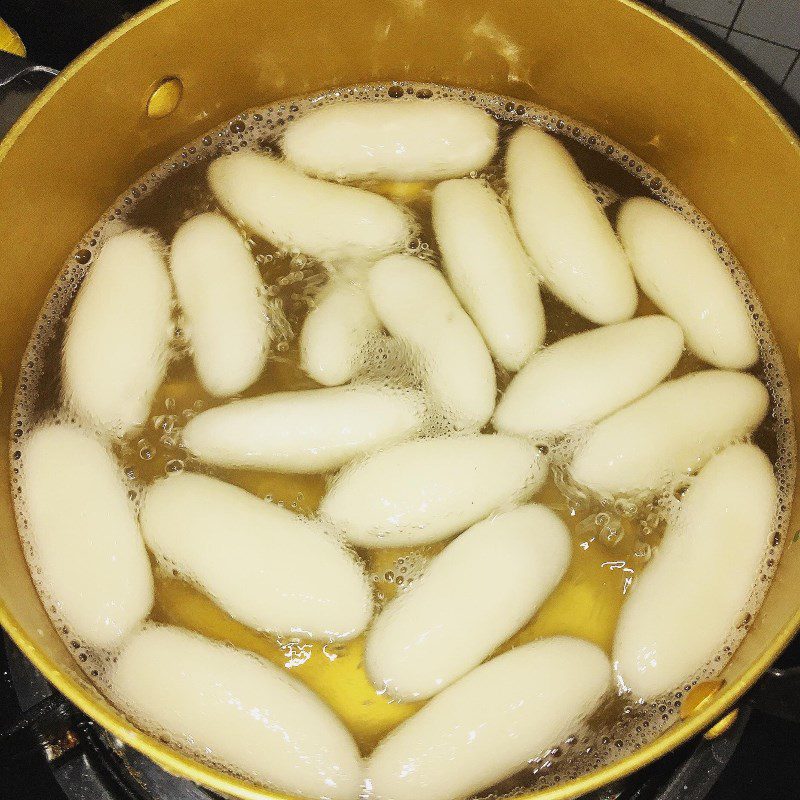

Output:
xmin=10 ymin=82 xmax=796 ymax=795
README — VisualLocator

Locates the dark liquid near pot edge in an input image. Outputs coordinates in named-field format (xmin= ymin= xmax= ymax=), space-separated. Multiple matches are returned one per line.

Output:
xmin=8 ymin=82 xmax=796 ymax=796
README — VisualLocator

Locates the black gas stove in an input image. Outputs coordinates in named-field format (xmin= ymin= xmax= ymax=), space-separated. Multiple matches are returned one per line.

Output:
xmin=1 ymin=2 xmax=800 ymax=799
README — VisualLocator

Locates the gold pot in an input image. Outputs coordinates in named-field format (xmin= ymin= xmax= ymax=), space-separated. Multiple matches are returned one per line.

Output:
xmin=1 ymin=1 xmax=799 ymax=798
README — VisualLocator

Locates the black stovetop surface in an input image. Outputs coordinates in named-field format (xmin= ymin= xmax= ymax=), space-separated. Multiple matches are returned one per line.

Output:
xmin=1 ymin=2 xmax=800 ymax=799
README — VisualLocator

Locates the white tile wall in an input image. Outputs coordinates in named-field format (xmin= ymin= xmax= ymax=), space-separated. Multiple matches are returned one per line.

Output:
xmin=735 ymin=0 xmax=800 ymax=49
xmin=728 ymin=30 xmax=798 ymax=82
xmin=654 ymin=0 xmax=800 ymax=103
xmin=664 ymin=0 xmax=740 ymax=26
xmin=691 ymin=17 xmax=729 ymax=35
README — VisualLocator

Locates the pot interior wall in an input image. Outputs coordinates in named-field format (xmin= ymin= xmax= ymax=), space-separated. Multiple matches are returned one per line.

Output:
xmin=1 ymin=0 xmax=799 ymax=797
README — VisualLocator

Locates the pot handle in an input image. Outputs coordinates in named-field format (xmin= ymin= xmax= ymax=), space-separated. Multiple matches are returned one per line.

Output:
xmin=0 ymin=19 xmax=58 ymax=90
xmin=0 ymin=50 xmax=58 ymax=89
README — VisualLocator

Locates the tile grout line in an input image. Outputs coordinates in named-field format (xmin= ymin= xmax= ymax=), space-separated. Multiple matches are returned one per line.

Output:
xmin=681 ymin=9 xmax=800 ymax=57
xmin=780 ymin=49 xmax=800 ymax=86
xmin=722 ymin=25 xmax=800 ymax=52
xmin=724 ymin=0 xmax=748 ymax=41
xmin=663 ymin=2 xmax=800 ymax=95
xmin=682 ymin=12 xmax=729 ymax=32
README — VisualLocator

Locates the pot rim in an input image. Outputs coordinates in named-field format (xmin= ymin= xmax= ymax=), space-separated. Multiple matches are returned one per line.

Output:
xmin=1 ymin=1 xmax=799 ymax=798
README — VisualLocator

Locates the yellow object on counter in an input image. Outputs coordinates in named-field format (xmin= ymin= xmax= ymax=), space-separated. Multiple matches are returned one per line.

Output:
xmin=0 ymin=19 xmax=25 ymax=57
